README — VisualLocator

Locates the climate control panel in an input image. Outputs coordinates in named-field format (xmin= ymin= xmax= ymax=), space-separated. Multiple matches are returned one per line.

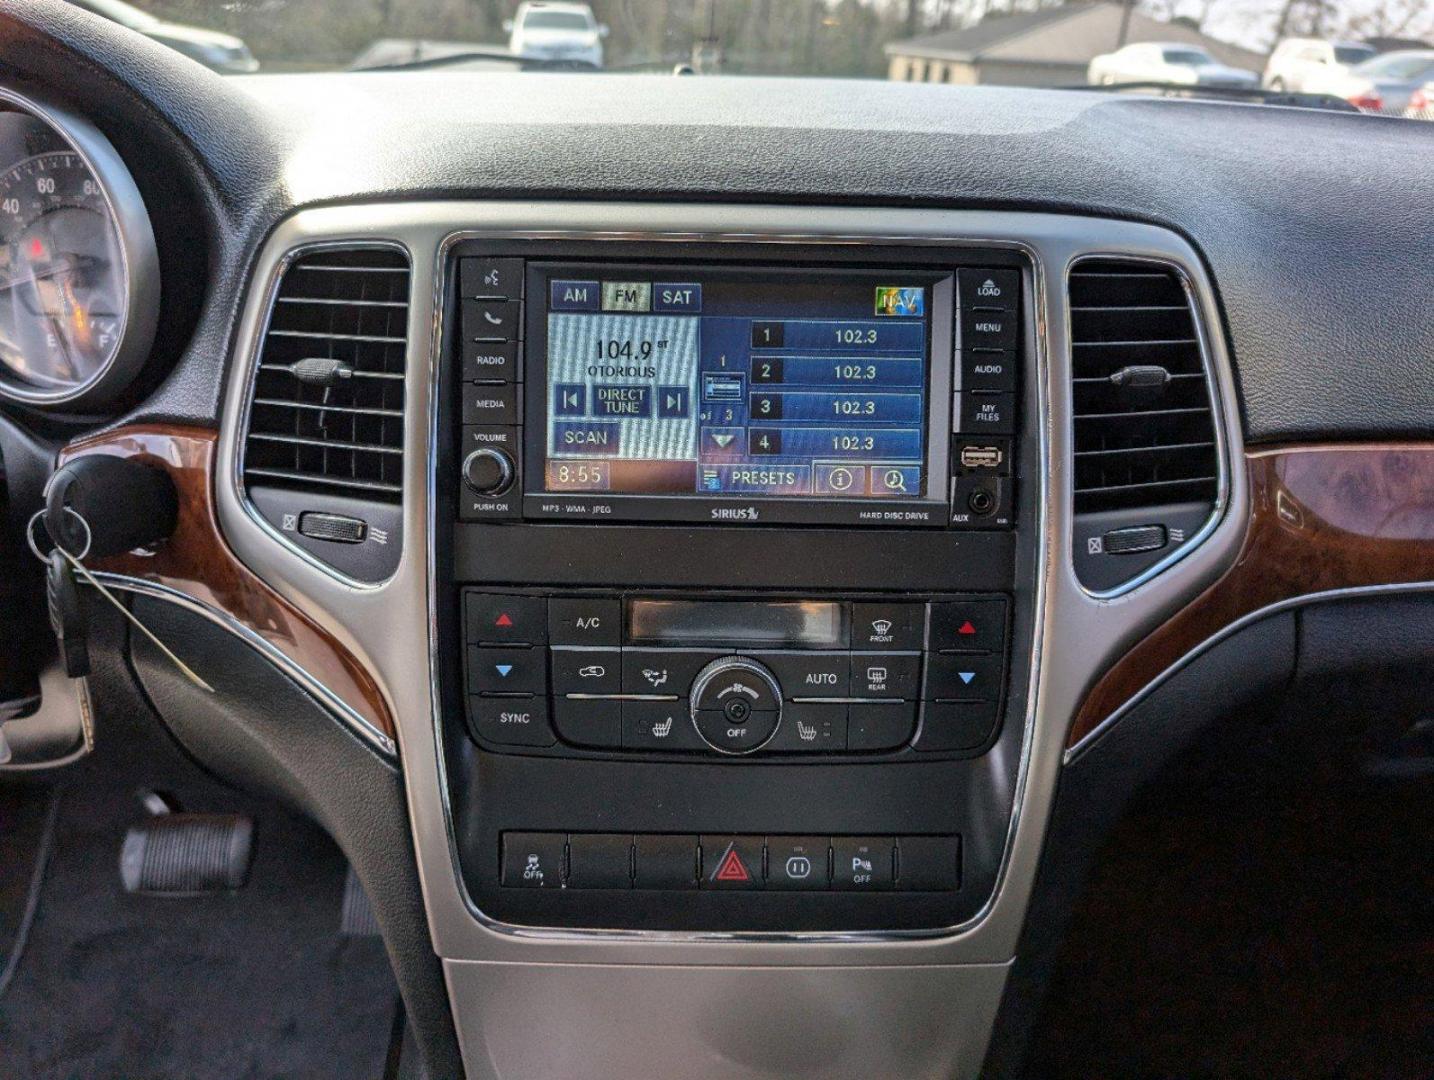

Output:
xmin=461 ymin=591 xmax=1010 ymax=760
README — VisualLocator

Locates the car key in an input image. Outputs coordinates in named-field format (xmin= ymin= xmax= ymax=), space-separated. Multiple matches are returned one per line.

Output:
xmin=46 ymin=547 xmax=90 ymax=678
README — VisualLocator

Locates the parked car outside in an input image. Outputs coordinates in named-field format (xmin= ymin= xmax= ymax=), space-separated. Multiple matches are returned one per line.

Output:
xmin=1404 ymin=83 xmax=1434 ymax=119
xmin=1088 ymin=42 xmax=1259 ymax=88
xmin=1263 ymin=38 xmax=1375 ymax=91
xmin=68 ymin=0 xmax=259 ymax=73
xmin=1290 ymin=49 xmax=1434 ymax=112
xmin=505 ymin=2 xmax=607 ymax=68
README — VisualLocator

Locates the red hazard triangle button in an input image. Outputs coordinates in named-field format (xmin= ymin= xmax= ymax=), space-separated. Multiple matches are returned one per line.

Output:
xmin=495 ymin=612 xmax=514 ymax=627
xmin=957 ymin=620 xmax=976 ymax=635
xmin=704 ymin=838 xmax=761 ymax=888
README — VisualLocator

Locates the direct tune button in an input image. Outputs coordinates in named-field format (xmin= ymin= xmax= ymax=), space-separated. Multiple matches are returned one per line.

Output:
xmin=689 ymin=656 xmax=782 ymax=755
xmin=463 ymin=447 xmax=515 ymax=496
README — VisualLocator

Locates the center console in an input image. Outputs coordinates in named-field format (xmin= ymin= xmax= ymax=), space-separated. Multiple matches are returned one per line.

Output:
xmin=435 ymin=236 xmax=1037 ymax=934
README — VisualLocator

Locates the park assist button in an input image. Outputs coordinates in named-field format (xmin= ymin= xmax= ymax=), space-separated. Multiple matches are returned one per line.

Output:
xmin=831 ymin=837 xmax=894 ymax=891
xmin=767 ymin=836 xmax=829 ymax=890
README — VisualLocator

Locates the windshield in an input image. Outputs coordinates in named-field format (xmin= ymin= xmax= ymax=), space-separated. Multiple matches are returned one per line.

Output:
xmin=65 ymin=0 xmax=1434 ymax=120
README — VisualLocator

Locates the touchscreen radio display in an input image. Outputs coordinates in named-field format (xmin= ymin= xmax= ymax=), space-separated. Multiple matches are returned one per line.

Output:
xmin=534 ymin=265 xmax=940 ymax=503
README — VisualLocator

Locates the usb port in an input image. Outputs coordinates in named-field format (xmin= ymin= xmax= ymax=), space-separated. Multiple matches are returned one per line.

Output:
xmin=959 ymin=445 xmax=1003 ymax=470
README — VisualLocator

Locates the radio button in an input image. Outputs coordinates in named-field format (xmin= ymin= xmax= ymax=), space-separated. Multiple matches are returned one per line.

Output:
xmin=468 ymin=645 xmax=546 ymax=696
xmin=929 ymin=599 xmax=1007 ymax=654
xmin=851 ymin=603 xmax=924 ymax=650
xmin=552 ymin=697 xmax=622 ymax=748
xmin=847 ymin=701 xmax=917 ymax=751
xmin=622 ymin=701 xmax=705 ymax=752
xmin=924 ymin=654 xmax=1003 ymax=701
xmin=548 ymin=597 xmax=621 ymax=646
xmin=468 ymin=696 xmax=555 ymax=747
xmin=693 ymin=710 xmax=779 ymax=754
xmin=765 ymin=703 xmax=847 ymax=753
xmin=462 ymin=341 xmax=521 ymax=383
xmin=466 ymin=593 xmax=546 ymax=645
xmin=850 ymin=653 xmax=922 ymax=699
xmin=621 ymin=650 xmax=720 ymax=695
xmin=550 ymin=647 xmax=621 ymax=695
xmin=758 ymin=652 xmax=849 ymax=699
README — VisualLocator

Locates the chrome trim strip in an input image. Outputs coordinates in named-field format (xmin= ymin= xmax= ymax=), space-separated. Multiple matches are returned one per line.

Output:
xmin=0 ymin=86 xmax=159 ymax=408
xmin=230 ymin=239 xmax=412 ymax=592
xmin=425 ymin=225 xmax=1049 ymax=943
xmin=93 ymin=572 xmax=397 ymax=757
xmin=1066 ymin=254 xmax=1231 ymax=600
xmin=1064 ymin=579 xmax=1434 ymax=764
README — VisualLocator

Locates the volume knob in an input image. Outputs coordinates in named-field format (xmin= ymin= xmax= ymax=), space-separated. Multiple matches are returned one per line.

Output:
xmin=462 ymin=447 xmax=514 ymax=496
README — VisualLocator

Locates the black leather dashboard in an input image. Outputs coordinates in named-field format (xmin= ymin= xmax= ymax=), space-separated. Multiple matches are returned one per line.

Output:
xmin=4 ymin=0 xmax=1432 ymax=446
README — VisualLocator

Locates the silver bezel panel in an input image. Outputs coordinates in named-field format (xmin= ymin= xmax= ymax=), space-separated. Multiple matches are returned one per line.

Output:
xmin=215 ymin=203 xmax=1248 ymax=971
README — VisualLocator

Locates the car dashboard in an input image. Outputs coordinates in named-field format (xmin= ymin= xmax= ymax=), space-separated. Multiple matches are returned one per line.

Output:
xmin=0 ymin=3 xmax=1431 ymax=1078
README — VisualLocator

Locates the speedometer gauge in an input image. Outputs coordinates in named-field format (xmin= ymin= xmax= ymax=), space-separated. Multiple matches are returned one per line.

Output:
xmin=0 ymin=90 xmax=157 ymax=407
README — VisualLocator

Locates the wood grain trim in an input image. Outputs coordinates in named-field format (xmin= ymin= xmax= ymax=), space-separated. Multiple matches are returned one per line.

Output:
xmin=58 ymin=424 xmax=396 ymax=744
xmin=1069 ymin=444 xmax=1434 ymax=750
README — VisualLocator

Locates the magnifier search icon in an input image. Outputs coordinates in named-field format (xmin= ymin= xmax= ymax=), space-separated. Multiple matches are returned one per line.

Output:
xmin=883 ymin=469 xmax=907 ymax=492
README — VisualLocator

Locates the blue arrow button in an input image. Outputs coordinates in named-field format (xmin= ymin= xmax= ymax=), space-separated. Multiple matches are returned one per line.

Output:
xmin=959 ymin=671 xmax=976 ymax=685
xmin=495 ymin=664 xmax=513 ymax=677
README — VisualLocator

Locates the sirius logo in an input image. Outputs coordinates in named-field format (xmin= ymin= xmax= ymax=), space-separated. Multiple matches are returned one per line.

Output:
xmin=711 ymin=506 xmax=759 ymax=521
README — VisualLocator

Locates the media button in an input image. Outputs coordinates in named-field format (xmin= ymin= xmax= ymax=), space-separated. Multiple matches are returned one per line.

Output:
xmin=622 ymin=701 xmax=705 ymax=752
xmin=462 ymin=382 xmax=518 ymax=425
xmin=767 ymin=836 xmax=829 ymax=890
xmin=852 ymin=603 xmax=924 ymax=650
xmin=831 ymin=837 xmax=894 ymax=891
xmin=758 ymin=652 xmax=849 ymax=698
xmin=550 ymin=647 xmax=621 ymax=695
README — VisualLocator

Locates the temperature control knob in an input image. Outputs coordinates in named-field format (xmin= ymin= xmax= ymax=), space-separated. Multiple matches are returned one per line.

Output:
xmin=462 ymin=447 xmax=514 ymax=496
xmin=689 ymin=656 xmax=782 ymax=755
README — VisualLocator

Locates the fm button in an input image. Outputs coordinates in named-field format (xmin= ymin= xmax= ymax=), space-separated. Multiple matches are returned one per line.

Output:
xmin=690 ymin=657 xmax=781 ymax=754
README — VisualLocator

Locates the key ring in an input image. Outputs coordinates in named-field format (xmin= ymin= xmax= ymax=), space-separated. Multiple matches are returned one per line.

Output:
xmin=27 ymin=506 xmax=93 ymax=564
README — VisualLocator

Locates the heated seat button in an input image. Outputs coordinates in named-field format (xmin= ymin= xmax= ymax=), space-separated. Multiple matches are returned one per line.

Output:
xmin=567 ymin=834 xmax=633 ymax=889
xmin=552 ymin=697 xmax=622 ymax=748
xmin=634 ymin=834 xmax=698 ymax=890
xmin=923 ymin=654 xmax=1003 ymax=701
xmin=465 ymin=594 xmax=546 ymax=644
xmin=758 ymin=652 xmax=849 ymax=698
xmin=914 ymin=701 xmax=999 ymax=752
xmin=851 ymin=603 xmax=924 ymax=650
xmin=550 ymin=648 xmax=621 ymax=695
xmin=929 ymin=599 xmax=1007 ymax=653
xmin=850 ymin=653 xmax=923 ymax=699
xmin=764 ymin=703 xmax=847 ymax=753
xmin=500 ymin=832 xmax=564 ymax=888
xmin=897 ymin=836 xmax=961 ymax=891
xmin=700 ymin=835 xmax=764 ymax=890
xmin=548 ymin=597 xmax=621 ymax=646
xmin=468 ymin=696 xmax=555 ymax=747
xmin=622 ymin=701 xmax=705 ymax=752
xmin=847 ymin=702 xmax=917 ymax=751
xmin=831 ymin=837 xmax=894 ymax=891
xmin=767 ymin=836 xmax=830 ymax=890
xmin=468 ymin=645 xmax=546 ymax=696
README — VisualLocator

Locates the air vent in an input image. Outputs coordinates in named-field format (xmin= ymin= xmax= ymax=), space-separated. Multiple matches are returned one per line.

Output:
xmin=242 ymin=246 xmax=410 ymax=502
xmin=1069 ymin=260 xmax=1218 ymax=515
